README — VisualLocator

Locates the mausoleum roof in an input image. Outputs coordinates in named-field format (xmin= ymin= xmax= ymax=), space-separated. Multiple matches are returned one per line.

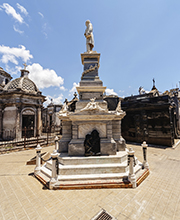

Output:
xmin=0 ymin=67 xmax=12 ymax=79
xmin=3 ymin=70 xmax=41 ymax=95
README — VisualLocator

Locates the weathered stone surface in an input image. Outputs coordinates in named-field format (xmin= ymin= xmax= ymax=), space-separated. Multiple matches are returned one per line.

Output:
xmin=116 ymin=136 xmax=126 ymax=151
xmin=100 ymin=138 xmax=117 ymax=155
xmin=78 ymin=123 xmax=106 ymax=138
xmin=68 ymin=139 xmax=85 ymax=156
xmin=59 ymin=138 xmax=71 ymax=152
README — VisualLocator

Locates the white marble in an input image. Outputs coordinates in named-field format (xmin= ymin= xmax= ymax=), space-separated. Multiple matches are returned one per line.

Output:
xmin=78 ymin=123 xmax=106 ymax=138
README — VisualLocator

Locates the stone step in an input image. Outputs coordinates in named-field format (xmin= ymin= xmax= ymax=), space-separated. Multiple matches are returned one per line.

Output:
xmin=40 ymin=161 xmax=142 ymax=182
xmin=58 ymin=151 xmax=128 ymax=165
xmin=45 ymin=160 xmax=128 ymax=175
xmin=40 ymin=165 xmax=128 ymax=181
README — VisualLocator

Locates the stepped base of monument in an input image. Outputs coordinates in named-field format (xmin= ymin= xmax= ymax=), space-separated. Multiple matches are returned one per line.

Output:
xmin=34 ymin=151 xmax=150 ymax=189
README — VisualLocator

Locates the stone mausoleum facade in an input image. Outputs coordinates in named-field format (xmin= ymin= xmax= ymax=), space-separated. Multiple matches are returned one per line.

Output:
xmin=0 ymin=67 xmax=45 ymax=140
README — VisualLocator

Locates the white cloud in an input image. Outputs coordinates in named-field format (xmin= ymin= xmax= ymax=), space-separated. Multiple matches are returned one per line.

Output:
xmin=13 ymin=25 xmax=24 ymax=34
xmin=0 ymin=3 xmax=24 ymax=23
xmin=106 ymin=88 xmax=118 ymax=96
xmin=16 ymin=3 xmax=28 ymax=16
xmin=38 ymin=12 xmax=44 ymax=18
xmin=69 ymin=82 xmax=79 ymax=96
xmin=28 ymin=63 xmax=64 ymax=90
xmin=0 ymin=45 xmax=33 ymax=65
xmin=44 ymin=95 xmax=64 ymax=107
xmin=6 ymin=65 xmax=21 ymax=75
xmin=60 ymin=86 xmax=66 ymax=91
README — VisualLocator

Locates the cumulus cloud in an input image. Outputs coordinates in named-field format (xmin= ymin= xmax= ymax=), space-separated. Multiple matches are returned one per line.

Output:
xmin=28 ymin=63 xmax=64 ymax=90
xmin=16 ymin=3 xmax=28 ymax=16
xmin=0 ymin=3 xmax=24 ymax=23
xmin=38 ymin=12 xmax=44 ymax=18
xmin=13 ymin=25 xmax=24 ymax=34
xmin=69 ymin=82 xmax=79 ymax=96
xmin=44 ymin=94 xmax=64 ymax=107
xmin=6 ymin=65 xmax=21 ymax=75
xmin=106 ymin=88 xmax=118 ymax=96
xmin=0 ymin=45 xmax=33 ymax=65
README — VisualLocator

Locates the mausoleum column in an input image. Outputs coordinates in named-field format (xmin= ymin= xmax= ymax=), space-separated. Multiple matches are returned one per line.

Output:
xmin=72 ymin=123 xmax=78 ymax=139
xmin=0 ymin=108 xmax=3 ymax=139
xmin=37 ymin=107 xmax=42 ymax=136
xmin=112 ymin=120 xmax=121 ymax=140
xmin=16 ymin=107 xmax=21 ymax=139
xmin=107 ymin=121 xmax=113 ymax=139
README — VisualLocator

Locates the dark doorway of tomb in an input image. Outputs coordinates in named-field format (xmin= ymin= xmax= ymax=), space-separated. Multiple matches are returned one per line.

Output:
xmin=22 ymin=115 xmax=35 ymax=138
xmin=84 ymin=129 xmax=100 ymax=156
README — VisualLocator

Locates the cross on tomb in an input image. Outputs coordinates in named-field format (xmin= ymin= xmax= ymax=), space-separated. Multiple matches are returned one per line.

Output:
xmin=23 ymin=63 xmax=28 ymax=70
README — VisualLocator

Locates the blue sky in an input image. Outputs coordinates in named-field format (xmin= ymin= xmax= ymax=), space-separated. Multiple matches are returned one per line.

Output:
xmin=0 ymin=1 xmax=180 ymax=105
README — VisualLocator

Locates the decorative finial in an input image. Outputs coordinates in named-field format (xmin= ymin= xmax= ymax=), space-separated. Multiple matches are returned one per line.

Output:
xmin=153 ymin=78 xmax=155 ymax=87
xmin=74 ymin=92 xmax=77 ymax=98
xmin=23 ymin=63 xmax=28 ymax=70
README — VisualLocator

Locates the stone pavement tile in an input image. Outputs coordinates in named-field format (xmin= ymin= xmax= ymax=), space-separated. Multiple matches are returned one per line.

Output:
xmin=138 ymin=212 xmax=154 ymax=220
xmin=3 ymin=214 xmax=16 ymax=220
xmin=79 ymin=214 xmax=91 ymax=220
xmin=113 ymin=204 xmax=124 ymax=213
xmin=109 ymin=207 xmax=121 ymax=218
xmin=86 ymin=206 xmax=102 ymax=219
xmin=14 ymin=210 xmax=28 ymax=220
xmin=68 ymin=215 xmax=79 ymax=220
xmin=116 ymin=213 xmax=130 ymax=220
xmin=26 ymin=211 xmax=42 ymax=220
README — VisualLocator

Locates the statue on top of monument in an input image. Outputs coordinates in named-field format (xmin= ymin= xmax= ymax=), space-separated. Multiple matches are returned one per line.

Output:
xmin=84 ymin=20 xmax=94 ymax=53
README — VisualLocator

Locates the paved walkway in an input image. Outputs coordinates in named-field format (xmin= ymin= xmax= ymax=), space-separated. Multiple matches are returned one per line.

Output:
xmin=0 ymin=143 xmax=180 ymax=220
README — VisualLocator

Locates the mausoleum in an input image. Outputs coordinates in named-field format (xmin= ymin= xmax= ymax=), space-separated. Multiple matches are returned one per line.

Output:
xmin=0 ymin=66 xmax=45 ymax=140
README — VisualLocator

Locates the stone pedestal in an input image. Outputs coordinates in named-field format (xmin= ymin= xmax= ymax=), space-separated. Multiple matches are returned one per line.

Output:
xmin=58 ymin=51 xmax=126 ymax=156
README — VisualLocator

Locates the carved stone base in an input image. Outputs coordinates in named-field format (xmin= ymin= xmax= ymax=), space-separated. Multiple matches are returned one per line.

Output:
xmin=116 ymin=137 xmax=126 ymax=151
xmin=101 ymin=138 xmax=117 ymax=155
xmin=68 ymin=137 xmax=117 ymax=156
xmin=59 ymin=138 xmax=71 ymax=153
xmin=68 ymin=139 xmax=85 ymax=156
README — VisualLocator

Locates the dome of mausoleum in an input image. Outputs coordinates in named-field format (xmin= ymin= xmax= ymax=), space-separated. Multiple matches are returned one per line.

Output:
xmin=3 ymin=69 xmax=41 ymax=95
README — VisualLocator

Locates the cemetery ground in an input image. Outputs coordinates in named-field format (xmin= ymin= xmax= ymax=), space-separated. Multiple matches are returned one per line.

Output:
xmin=0 ymin=143 xmax=180 ymax=220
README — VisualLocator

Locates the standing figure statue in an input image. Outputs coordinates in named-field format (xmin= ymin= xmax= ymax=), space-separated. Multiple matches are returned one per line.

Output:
xmin=84 ymin=20 xmax=94 ymax=53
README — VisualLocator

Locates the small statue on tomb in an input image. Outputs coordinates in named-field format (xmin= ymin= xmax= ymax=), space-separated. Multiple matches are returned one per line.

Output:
xmin=84 ymin=20 xmax=94 ymax=53
xmin=84 ymin=130 xmax=100 ymax=156
xmin=84 ymin=134 xmax=93 ymax=156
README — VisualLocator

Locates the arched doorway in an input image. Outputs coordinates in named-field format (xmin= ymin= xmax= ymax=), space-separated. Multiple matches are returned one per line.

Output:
xmin=22 ymin=108 xmax=35 ymax=138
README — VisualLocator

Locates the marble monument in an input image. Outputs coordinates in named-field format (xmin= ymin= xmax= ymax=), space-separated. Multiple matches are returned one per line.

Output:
xmin=35 ymin=21 xmax=149 ymax=189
